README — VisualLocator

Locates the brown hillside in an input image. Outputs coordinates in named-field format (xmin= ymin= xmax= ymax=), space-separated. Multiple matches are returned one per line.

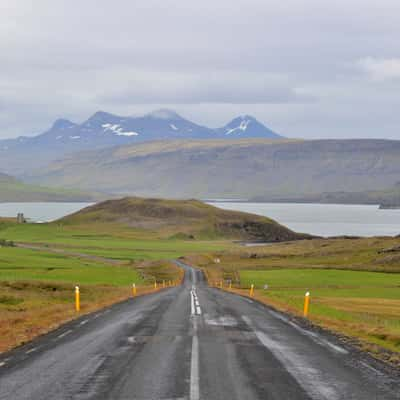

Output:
xmin=60 ymin=197 xmax=310 ymax=242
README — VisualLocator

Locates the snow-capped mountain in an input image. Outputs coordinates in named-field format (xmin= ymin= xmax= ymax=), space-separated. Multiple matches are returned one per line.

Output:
xmin=0 ymin=109 xmax=282 ymax=174
xmin=218 ymin=115 xmax=280 ymax=138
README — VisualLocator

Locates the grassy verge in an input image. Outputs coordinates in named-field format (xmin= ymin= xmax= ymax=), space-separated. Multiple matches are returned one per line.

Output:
xmin=192 ymin=236 xmax=400 ymax=363
xmin=0 ymin=280 xmax=168 ymax=353
xmin=239 ymin=270 xmax=400 ymax=354
xmin=0 ymin=220 xmax=224 ymax=353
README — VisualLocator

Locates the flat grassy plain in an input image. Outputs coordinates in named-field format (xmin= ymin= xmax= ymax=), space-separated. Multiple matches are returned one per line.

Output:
xmin=1 ymin=222 xmax=229 ymax=259
xmin=2 ymin=212 xmax=400 ymax=364
xmin=192 ymin=237 xmax=400 ymax=360
xmin=0 ymin=219 xmax=226 ymax=352
xmin=240 ymin=269 xmax=400 ymax=351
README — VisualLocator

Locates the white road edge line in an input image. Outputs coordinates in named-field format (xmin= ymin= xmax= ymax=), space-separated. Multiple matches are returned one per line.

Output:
xmin=79 ymin=319 xmax=89 ymax=326
xmin=0 ymin=362 xmax=6 ymax=367
xmin=242 ymin=315 xmax=341 ymax=400
xmin=56 ymin=329 xmax=73 ymax=340
xmin=25 ymin=347 xmax=39 ymax=354
xmin=269 ymin=310 xmax=348 ymax=355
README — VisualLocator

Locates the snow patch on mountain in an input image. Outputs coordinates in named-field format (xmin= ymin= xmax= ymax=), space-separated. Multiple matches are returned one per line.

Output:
xmin=116 ymin=131 xmax=139 ymax=137
xmin=170 ymin=124 xmax=178 ymax=131
xmin=102 ymin=123 xmax=139 ymax=137
xmin=226 ymin=119 xmax=251 ymax=135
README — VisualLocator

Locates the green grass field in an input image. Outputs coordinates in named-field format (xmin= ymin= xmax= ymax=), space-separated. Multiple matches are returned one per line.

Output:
xmin=0 ymin=223 xmax=228 ymax=261
xmin=240 ymin=269 xmax=400 ymax=295
xmin=0 ymin=246 xmax=143 ymax=286
xmin=195 ymin=237 xmax=400 ymax=359
xmin=0 ymin=221 xmax=227 ymax=289
xmin=2 ymin=211 xmax=400 ymax=361
xmin=239 ymin=269 xmax=400 ymax=353
xmin=0 ymin=217 xmax=229 ymax=352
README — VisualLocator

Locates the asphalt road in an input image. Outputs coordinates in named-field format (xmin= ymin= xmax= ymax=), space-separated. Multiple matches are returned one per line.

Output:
xmin=0 ymin=261 xmax=398 ymax=399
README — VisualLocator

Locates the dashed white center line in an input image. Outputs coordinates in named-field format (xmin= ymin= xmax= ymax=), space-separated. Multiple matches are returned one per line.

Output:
xmin=79 ymin=319 xmax=89 ymax=326
xmin=190 ymin=318 xmax=200 ymax=400
xmin=190 ymin=286 xmax=202 ymax=316
xmin=0 ymin=361 xmax=6 ymax=367
xmin=191 ymin=290 xmax=195 ymax=315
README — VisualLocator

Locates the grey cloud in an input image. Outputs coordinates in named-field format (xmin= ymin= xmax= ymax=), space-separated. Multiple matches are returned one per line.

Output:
xmin=97 ymin=70 xmax=314 ymax=105
xmin=1 ymin=0 xmax=400 ymax=139
xmin=357 ymin=57 xmax=400 ymax=81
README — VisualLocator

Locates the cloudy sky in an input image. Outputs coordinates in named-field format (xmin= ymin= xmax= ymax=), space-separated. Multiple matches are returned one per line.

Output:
xmin=1 ymin=0 xmax=400 ymax=139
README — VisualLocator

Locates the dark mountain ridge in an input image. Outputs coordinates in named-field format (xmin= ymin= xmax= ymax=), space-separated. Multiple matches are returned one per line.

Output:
xmin=0 ymin=109 xmax=281 ymax=174
xmin=28 ymin=138 xmax=400 ymax=205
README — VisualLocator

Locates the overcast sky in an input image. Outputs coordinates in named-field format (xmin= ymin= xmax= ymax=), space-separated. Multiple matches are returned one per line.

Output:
xmin=1 ymin=0 xmax=400 ymax=139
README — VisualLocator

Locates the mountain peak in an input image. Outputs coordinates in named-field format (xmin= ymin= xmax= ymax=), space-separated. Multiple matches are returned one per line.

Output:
xmin=51 ymin=119 xmax=76 ymax=130
xmin=229 ymin=115 xmax=257 ymax=124
xmin=146 ymin=109 xmax=183 ymax=120
xmin=221 ymin=115 xmax=281 ymax=138
xmin=87 ymin=111 xmax=118 ymax=122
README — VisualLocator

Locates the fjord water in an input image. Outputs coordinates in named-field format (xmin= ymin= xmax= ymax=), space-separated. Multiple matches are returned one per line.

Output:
xmin=0 ymin=202 xmax=92 ymax=223
xmin=1 ymin=201 xmax=399 ymax=237
xmin=209 ymin=202 xmax=400 ymax=237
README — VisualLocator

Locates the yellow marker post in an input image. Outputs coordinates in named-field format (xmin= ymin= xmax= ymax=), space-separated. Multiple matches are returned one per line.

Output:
xmin=220 ymin=280 xmax=223 ymax=288
xmin=154 ymin=281 xmax=157 ymax=289
xmin=303 ymin=291 xmax=310 ymax=317
xmin=229 ymin=281 xmax=232 ymax=290
xmin=75 ymin=286 xmax=80 ymax=312
xmin=163 ymin=280 xmax=166 ymax=288
xmin=249 ymin=284 xmax=254 ymax=297
xmin=132 ymin=283 xmax=137 ymax=297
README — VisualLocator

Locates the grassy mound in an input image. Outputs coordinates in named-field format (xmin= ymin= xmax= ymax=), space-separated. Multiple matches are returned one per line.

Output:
xmin=60 ymin=197 xmax=309 ymax=242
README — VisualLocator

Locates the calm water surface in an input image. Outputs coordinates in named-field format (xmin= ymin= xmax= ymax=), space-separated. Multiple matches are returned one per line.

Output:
xmin=209 ymin=202 xmax=400 ymax=237
xmin=0 ymin=202 xmax=92 ymax=223
xmin=0 ymin=201 xmax=399 ymax=237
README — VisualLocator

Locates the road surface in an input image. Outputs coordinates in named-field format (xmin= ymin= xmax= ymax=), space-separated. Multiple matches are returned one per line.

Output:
xmin=0 ymin=261 xmax=398 ymax=399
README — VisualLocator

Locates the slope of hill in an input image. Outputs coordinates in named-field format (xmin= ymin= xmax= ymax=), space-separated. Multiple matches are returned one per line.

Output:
xmin=60 ymin=197 xmax=309 ymax=241
xmin=0 ymin=172 xmax=103 ymax=202
xmin=28 ymin=138 xmax=400 ymax=203
xmin=0 ymin=110 xmax=282 ymax=174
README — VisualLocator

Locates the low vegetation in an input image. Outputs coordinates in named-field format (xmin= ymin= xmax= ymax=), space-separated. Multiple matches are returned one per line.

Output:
xmin=0 ymin=280 xmax=164 ymax=353
xmin=60 ymin=197 xmax=309 ymax=242
xmin=0 ymin=198 xmax=252 ymax=351
xmin=1 ymin=198 xmax=400 ymax=365
xmin=190 ymin=237 xmax=400 ymax=363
